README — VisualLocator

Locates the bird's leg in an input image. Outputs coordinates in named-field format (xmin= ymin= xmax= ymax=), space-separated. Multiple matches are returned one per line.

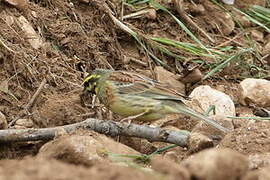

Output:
xmin=120 ymin=110 xmax=149 ymax=125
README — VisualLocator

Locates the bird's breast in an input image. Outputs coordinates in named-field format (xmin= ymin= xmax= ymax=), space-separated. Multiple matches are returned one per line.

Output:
xmin=97 ymin=83 xmax=116 ymax=107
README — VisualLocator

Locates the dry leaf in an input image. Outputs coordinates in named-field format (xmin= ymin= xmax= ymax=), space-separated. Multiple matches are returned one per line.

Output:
xmin=16 ymin=16 xmax=43 ymax=49
xmin=4 ymin=0 xmax=28 ymax=9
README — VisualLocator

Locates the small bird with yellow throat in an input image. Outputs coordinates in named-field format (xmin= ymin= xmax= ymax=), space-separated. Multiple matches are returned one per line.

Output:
xmin=83 ymin=69 xmax=230 ymax=133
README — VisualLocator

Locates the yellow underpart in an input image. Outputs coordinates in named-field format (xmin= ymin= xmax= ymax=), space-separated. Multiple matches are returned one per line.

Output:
xmin=95 ymin=86 xmax=99 ymax=94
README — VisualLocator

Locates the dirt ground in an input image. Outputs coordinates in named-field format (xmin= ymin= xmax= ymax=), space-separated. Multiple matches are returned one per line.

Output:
xmin=0 ymin=0 xmax=270 ymax=179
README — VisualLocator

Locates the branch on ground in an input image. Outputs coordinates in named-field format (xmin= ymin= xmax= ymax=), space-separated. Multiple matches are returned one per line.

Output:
xmin=0 ymin=118 xmax=190 ymax=147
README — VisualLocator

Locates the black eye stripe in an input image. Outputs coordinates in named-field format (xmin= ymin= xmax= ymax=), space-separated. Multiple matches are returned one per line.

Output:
xmin=83 ymin=81 xmax=89 ymax=87
xmin=88 ymin=77 xmax=99 ymax=82
xmin=84 ymin=76 xmax=100 ymax=88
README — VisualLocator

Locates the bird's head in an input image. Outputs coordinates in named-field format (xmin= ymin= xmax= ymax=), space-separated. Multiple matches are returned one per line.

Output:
xmin=83 ymin=74 xmax=102 ymax=94
xmin=83 ymin=69 xmax=110 ymax=94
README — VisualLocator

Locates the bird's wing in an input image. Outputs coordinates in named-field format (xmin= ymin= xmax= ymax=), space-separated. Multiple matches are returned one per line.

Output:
xmin=108 ymin=71 xmax=189 ymax=102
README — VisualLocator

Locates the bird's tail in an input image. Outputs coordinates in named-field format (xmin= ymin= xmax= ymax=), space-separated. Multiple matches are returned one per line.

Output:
xmin=171 ymin=103 xmax=230 ymax=133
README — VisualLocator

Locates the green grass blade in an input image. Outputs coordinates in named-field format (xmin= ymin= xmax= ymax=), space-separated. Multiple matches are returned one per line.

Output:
xmin=135 ymin=36 xmax=168 ymax=66
xmin=250 ymin=10 xmax=270 ymax=23
xmin=152 ymin=37 xmax=208 ymax=55
xmin=134 ymin=0 xmax=150 ymax=5
xmin=151 ymin=37 xmax=228 ymax=58
xmin=227 ymin=116 xmax=270 ymax=120
xmin=149 ymin=0 xmax=209 ymax=51
xmin=157 ymin=46 xmax=186 ymax=60
xmin=109 ymin=13 xmax=167 ymax=66
xmin=203 ymin=48 xmax=252 ymax=80
xmin=251 ymin=5 xmax=270 ymax=16
xmin=234 ymin=7 xmax=270 ymax=32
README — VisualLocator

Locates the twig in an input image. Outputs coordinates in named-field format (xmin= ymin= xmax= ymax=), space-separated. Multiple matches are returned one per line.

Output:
xmin=216 ymin=31 xmax=246 ymax=47
xmin=8 ymin=78 xmax=47 ymax=127
xmin=24 ymin=78 xmax=47 ymax=112
xmin=103 ymin=4 xmax=167 ymax=67
xmin=0 ymin=38 xmax=16 ymax=53
xmin=173 ymin=0 xmax=215 ymax=43
xmin=226 ymin=116 xmax=270 ymax=120
xmin=120 ymin=0 xmax=124 ymax=21
xmin=129 ymin=57 xmax=148 ymax=66
xmin=123 ymin=9 xmax=152 ymax=20
xmin=0 ymin=118 xmax=190 ymax=147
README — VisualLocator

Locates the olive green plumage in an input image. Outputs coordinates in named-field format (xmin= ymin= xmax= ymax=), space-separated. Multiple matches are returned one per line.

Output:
xmin=83 ymin=69 xmax=229 ymax=133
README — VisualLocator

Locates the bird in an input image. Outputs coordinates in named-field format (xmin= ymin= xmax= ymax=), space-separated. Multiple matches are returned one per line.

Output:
xmin=83 ymin=69 xmax=230 ymax=133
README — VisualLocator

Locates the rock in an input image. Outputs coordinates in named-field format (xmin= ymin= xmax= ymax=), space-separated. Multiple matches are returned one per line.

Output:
xmin=207 ymin=11 xmax=235 ymax=36
xmin=231 ymin=11 xmax=251 ymax=28
xmin=242 ymin=166 xmax=270 ymax=180
xmin=154 ymin=66 xmax=185 ymax=95
xmin=188 ymin=4 xmax=205 ymax=15
xmin=119 ymin=136 xmax=157 ymax=154
xmin=39 ymin=131 xmax=139 ymax=166
xmin=187 ymin=132 xmax=213 ymax=154
xmin=14 ymin=119 xmax=34 ymax=129
xmin=238 ymin=16 xmax=252 ymax=28
xmin=146 ymin=9 xmax=157 ymax=20
xmin=16 ymin=16 xmax=43 ymax=49
xmin=0 ymin=111 xmax=7 ymax=129
xmin=189 ymin=85 xmax=236 ymax=116
xmin=151 ymin=156 xmax=191 ymax=180
xmin=0 ymin=157 xmax=161 ymax=180
xmin=4 ymin=0 xmax=28 ymax=9
xmin=181 ymin=148 xmax=249 ymax=180
xmin=240 ymin=78 xmax=270 ymax=107
xmin=248 ymin=153 xmax=270 ymax=169
xmin=163 ymin=151 xmax=179 ymax=163
xmin=262 ymin=41 xmax=270 ymax=56
xmin=220 ymin=12 xmax=235 ymax=35
xmin=221 ymin=0 xmax=235 ymax=5
xmin=179 ymin=67 xmax=202 ymax=84
xmin=250 ymin=30 xmax=264 ymax=43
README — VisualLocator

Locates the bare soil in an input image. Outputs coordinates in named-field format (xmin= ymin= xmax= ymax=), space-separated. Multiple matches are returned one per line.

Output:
xmin=0 ymin=0 xmax=270 ymax=179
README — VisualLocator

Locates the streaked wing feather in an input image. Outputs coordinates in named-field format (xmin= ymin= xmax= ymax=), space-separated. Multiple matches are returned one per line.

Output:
xmin=108 ymin=71 xmax=189 ymax=101
xmin=117 ymin=82 xmax=187 ymax=102
xmin=117 ymin=82 xmax=151 ymax=94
